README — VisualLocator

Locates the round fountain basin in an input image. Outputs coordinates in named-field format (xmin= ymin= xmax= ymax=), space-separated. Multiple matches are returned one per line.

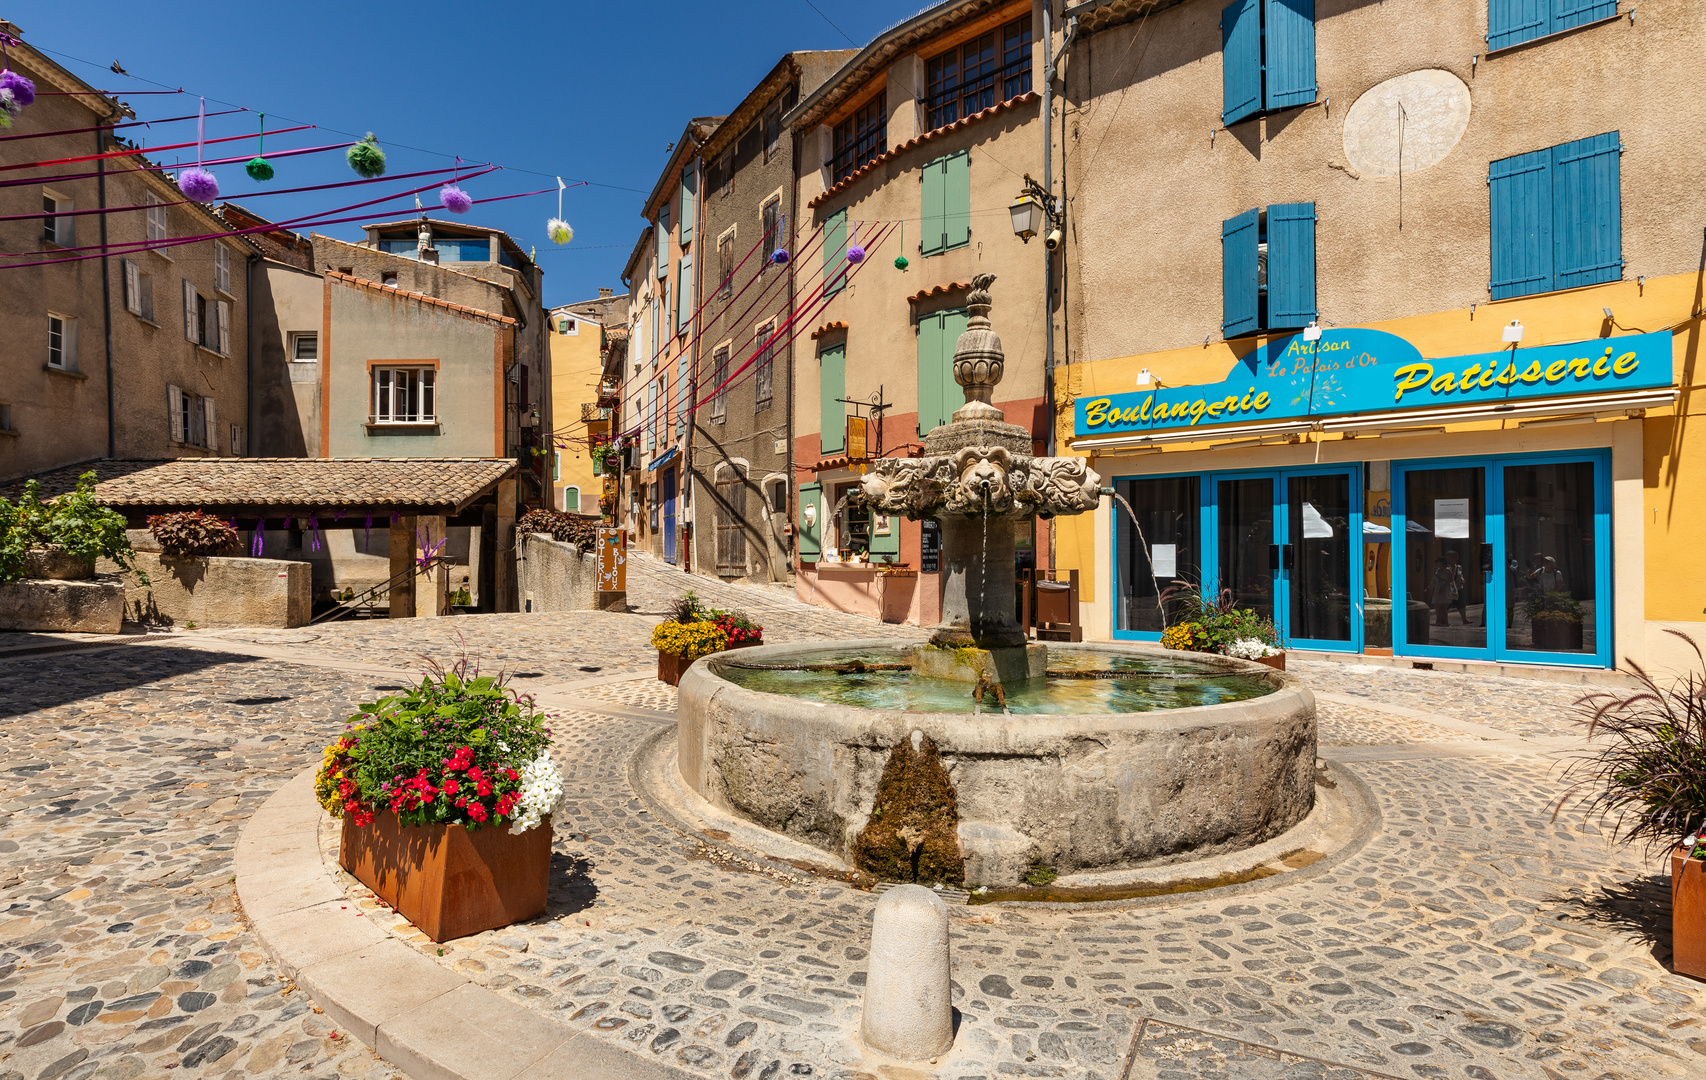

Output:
xmin=677 ymin=640 xmax=1317 ymax=888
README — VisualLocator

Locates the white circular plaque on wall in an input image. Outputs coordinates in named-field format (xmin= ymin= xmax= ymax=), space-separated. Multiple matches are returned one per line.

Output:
xmin=1342 ymin=69 xmax=1472 ymax=178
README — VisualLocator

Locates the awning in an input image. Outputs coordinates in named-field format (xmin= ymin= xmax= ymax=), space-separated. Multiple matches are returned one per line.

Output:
xmin=647 ymin=448 xmax=678 ymax=472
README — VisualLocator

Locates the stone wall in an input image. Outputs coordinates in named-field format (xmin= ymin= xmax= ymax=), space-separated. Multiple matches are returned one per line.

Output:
xmin=119 ymin=553 xmax=311 ymax=628
xmin=516 ymin=533 xmax=625 ymax=614
xmin=0 ymin=579 xmax=124 ymax=633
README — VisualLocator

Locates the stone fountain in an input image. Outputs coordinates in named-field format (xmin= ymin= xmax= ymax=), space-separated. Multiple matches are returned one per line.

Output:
xmin=852 ymin=273 xmax=1101 ymax=682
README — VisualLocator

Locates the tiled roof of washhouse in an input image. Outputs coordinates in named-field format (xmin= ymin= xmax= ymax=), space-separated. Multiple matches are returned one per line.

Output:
xmin=17 ymin=458 xmax=517 ymax=516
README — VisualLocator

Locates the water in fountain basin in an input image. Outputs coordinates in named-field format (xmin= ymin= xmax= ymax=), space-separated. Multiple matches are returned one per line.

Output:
xmin=716 ymin=647 xmax=1272 ymax=715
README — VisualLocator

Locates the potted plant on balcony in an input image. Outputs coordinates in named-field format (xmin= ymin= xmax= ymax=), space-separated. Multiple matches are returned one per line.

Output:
xmin=1525 ymin=590 xmax=1585 ymax=652
xmin=0 ymin=472 xmax=146 ymax=583
xmin=1553 ymin=632 xmax=1706 ymax=977
xmin=314 ymin=657 xmax=565 ymax=942
xmin=651 ymin=591 xmax=728 ymax=686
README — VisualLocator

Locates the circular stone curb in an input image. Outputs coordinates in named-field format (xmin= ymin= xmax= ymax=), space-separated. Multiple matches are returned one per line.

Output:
xmin=631 ymin=721 xmax=1381 ymax=912
xmin=235 ymin=768 xmax=696 ymax=1080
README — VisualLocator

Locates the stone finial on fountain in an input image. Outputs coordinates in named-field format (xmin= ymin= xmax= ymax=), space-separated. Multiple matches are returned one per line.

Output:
xmin=952 ymin=273 xmax=1005 ymax=423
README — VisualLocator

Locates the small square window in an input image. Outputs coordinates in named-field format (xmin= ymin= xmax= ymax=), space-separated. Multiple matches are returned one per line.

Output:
xmin=290 ymin=333 xmax=318 ymax=360
xmin=381 ymin=271 xmax=398 ymax=288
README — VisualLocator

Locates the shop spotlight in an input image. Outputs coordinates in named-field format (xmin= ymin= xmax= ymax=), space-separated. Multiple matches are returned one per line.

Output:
xmin=1501 ymin=320 xmax=1525 ymax=343
xmin=1603 ymin=307 xmax=1614 ymax=320
xmin=1302 ymin=321 xmax=1323 ymax=341
xmin=1009 ymin=194 xmax=1043 ymax=243
xmin=1135 ymin=367 xmax=1164 ymax=388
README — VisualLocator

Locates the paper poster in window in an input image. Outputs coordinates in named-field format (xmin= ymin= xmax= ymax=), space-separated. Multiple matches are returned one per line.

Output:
xmin=1150 ymin=543 xmax=1177 ymax=578
xmin=1300 ymin=501 xmax=1334 ymax=538
xmin=873 ymin=514 xmax=891 ymax=536
xmin=1434 ymin=498 xmax=1471 ymax=539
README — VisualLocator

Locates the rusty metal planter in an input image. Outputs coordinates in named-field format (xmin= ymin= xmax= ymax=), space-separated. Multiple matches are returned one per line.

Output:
xmin=338 ymin=812 xmax=551 ymax=943
xmin=1672 ymin=848 xmax=1706 ymax=978
xmin=659 ymin=640 xmax=763 ymax=686
xmin=1254 ymin=652 xmax=1286 ymax=672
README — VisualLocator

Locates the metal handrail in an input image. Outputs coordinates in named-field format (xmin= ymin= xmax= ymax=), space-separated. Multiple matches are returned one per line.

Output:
xmin=309 ymin=554 xmax=458 ymax=625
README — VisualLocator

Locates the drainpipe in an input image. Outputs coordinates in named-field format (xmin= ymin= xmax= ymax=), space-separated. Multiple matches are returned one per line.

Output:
xmin=97 ymin=121 xmax=115 ymax=460
xmin=1041 ymin=4 xmax=1079 ymax=579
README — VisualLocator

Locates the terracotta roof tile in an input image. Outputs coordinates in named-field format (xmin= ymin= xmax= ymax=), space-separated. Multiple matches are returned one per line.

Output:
xmin=908 ymin=281 xmax=972 ymax=303
xmin=18 ymin=458 xmax=516 ymax=514
xmin=810 ymin=320 xmax=849 ymax=339
xmin=325 ymin=271 xmax=517 ymax=326
xmin=808 ymin=92 xmax=1039 ymax=211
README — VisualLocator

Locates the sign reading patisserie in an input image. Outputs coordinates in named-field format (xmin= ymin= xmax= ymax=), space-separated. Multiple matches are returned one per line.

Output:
xmin=1074 ymin=328 xmax=1672 ymax=437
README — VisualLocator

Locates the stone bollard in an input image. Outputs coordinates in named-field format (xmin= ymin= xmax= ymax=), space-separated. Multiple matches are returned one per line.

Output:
xmin=860 ymin=883 xmax=954 ymax=1060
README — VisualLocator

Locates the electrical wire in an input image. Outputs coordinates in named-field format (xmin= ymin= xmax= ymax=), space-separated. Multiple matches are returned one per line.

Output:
xmin=0 ymin=107 xmax=247 ymax=142
xmin=0 ymin=122 xmax=314 ymax=172
xmin=0 ymin=138 xmax=354 ymax=190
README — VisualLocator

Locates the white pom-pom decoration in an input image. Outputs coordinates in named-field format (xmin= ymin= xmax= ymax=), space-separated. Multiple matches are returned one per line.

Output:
xmin=547 ymin=218 xmax=573 ymax=245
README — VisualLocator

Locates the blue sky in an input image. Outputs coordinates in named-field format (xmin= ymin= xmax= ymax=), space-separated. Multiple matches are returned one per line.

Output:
xmin=8 ymin=0 xmax=923 ymax=309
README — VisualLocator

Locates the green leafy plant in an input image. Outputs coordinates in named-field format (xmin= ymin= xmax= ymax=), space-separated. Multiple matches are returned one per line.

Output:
xmin=147 ymin=509 xmax=239 ymax=557
xmin=0 ymin=472 xmax=146 ymax=585
xmin=1524 ymin=590 xmax=1584 ymax=624
xmin=670 ymin=590 xmax=709 ymax=624
xmin=1024 ymin=863 xmax=1058 ymax=887
xmin=1553 ymin=632 xmax=1706 ymax=858
xmin=1160 ymin=584 xmax=1283 ymax=655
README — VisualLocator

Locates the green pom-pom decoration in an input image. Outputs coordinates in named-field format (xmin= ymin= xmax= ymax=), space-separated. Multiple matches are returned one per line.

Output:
xmin=546 ymin=218 xmax=573 ymax=245
xmin=245 ymin=157 xmax=274 ymax=181
xmin=894 ymin=255 xmax=909 ymax=270
xmin=346 ymin=133 xmax=386 ymax=179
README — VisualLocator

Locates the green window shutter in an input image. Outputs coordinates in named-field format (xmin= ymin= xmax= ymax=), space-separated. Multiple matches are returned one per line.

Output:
xmin=1221 ymin=208 xmax=1260 ymax=337
xmin=922 ymin=151 xmax=970 ymax=256
xmin=677 ymin=253 xmax=693 ymax=335
xmin=1221 ymin=0 xmax=1261 ymax=125
xmin=823 ymin=208 xmax=848 ymax=297
xmin=1489 ymin=146 xmax=1553 ymax=299
xmin=819 ymin=342 xmax=846 ymax=453
xmin=1551 ymin=131 xmax=1622 ymax=292
xmin=869 ymin=516 xmax=900 ymax=557
xmin=797 ymin=482 xmax=822 ymax=559
xmin=679 ymin=162 xmax=696 ymax=245
xmin=917 ymin=314 xmax=943 ymax=436
xmin=655 ymin=205 xmax=669 ymax=278
xmin=1263 ymin=0 xmax=1315 ymax=110
xmin=1265 ymin=202 xmax=1316 ymax=329
xmin=937 ymin=309 xmax=966 ymax=429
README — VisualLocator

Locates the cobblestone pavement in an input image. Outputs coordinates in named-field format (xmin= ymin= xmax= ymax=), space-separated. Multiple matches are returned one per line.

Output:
xmin=2 ymin=558 xmax=1700 ymax=1080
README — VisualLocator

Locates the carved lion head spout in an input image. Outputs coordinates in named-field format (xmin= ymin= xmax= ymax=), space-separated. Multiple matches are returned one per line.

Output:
xmin=948 ymin=446 xmax=1015 ymax=516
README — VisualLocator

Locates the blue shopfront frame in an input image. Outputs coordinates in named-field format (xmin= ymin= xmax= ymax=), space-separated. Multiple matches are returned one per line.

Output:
xmin=1391 ymin=449 xmax=1612 ymax=668
xmin=1110 ymin=464 xmax=1364 ymax=653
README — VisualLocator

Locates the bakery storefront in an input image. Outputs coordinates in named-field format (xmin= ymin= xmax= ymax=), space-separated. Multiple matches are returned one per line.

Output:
xmin=1066 ymin=326 xmax=1678 ymax=670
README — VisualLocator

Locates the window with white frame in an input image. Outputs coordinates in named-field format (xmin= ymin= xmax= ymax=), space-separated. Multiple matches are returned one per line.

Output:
xmin=754 ymin=320 xmax=775 ymax=410
xmin=182 ymin=280 xmax=229 ymax=354
xmin=41 ymin=190 xmax=74 ymax=247
xmin=557 ymin=314 xmax=578 ymax=335
xmin=710 ymin=344 xmax=730 ymax=421
xmin=167 ymin=384 xmax=215 ymax=449
xmin=122 ymin=259 xmax=155 ymax=322
xmin=47 ymin=314 xmax=77 ymax=370
xmin=145 ymin=196 xmax=169 ymax=252
xmin=290 ymin=332 xmax=318 ymax=360
xmin=371 ymin=366 xmax=436 ymax=424
xmin=213 ymin=244 xmax=231 ymax=294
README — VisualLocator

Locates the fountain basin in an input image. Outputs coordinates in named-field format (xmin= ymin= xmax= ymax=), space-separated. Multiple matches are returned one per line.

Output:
xmin=677 ymin=640 xmax=1317 ymax=887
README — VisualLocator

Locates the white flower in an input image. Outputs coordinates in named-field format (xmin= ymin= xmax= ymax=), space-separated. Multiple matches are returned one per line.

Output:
xmin=508 ymin=750 xmax=565 ymax=835
xmin=1225 ymin=638 xmax=1281 ymax=660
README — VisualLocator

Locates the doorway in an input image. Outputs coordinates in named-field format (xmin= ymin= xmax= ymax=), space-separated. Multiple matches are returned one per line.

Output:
xmin=661 ymin=469 xmax=677 ymax=562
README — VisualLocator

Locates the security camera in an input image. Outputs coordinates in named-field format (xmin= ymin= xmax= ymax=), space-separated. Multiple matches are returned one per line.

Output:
xmin=1044 ymin=228 xmax=1062 ymax=251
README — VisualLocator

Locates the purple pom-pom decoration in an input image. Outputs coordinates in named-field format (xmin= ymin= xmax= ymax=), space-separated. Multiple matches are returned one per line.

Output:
xmin=846 ymin=245 xmax=866 ymax=264
xmin=440 ymin=184 xmax=472 ymax=213
xmin=0 ymin=70 xmax=35 ymax=108
xmin=770 ymin=248 xmax=790 ymax=265
xmin=180 ymin=168 xmax=219 ymax=203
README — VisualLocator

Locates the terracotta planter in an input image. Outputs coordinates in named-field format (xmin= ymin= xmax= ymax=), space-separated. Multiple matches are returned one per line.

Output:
xmin=25 ymin=548 xmax=94 ymax=580
xmin=338 ymin=812 xmax=551 ymax=943
xmin=658 ymin=650 xmax=689 ymax=686
xmin=1254 ymin=652 xmax=1286 ymax=672
xmin=726 ymin=638 xmax=763 ymax=651
xmin=1672 ymin=848 xmax=1706 ymax=978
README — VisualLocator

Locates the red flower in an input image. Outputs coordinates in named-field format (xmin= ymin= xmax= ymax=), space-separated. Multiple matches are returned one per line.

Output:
xmin=466 ymin=802 xmax=488 ymax=822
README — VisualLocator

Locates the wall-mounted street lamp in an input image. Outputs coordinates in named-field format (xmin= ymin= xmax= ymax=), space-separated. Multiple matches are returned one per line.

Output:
xmin=1010 ymin=175 xmax=1061 ymax=248
xmin=1009 ymin=194 xmax=1043 ymax=243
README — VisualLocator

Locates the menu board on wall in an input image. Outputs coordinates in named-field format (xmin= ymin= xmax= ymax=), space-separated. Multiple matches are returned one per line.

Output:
xmin=920 ymin=519 xmax=941 ymax=574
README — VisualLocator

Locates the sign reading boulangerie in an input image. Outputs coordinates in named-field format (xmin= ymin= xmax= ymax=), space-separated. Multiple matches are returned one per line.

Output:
xmin=1074 ymin=329 xmax=1673 ymax=437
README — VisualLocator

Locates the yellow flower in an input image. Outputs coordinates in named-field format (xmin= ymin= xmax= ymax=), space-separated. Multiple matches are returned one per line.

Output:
xmin=651 ymin=620 xmax=729 ymax=660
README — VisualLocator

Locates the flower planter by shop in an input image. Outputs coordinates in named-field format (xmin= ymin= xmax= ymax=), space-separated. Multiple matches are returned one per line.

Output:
xmin=727 ymin=638 xmax=763 ymax=651
xmin=339 ymin=812 xmax=551 ymax=943
xmin=1254 ymin=653 xmax=1286 ymax=672
xmin=660 ymin=641 xmax=763 ymax=685
xmin=1672 ymin=848 xmax=1706 ymax=978
xmin=1531 ymin=618 xmax=1584 ymax=652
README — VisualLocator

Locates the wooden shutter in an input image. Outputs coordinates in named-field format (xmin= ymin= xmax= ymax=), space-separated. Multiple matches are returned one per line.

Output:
xmin=679 ymin=162 xmax=696 ymax=244
xmin=819 ymin=343 xmax=846 ymax=453
xmin=123 ymin=260 xmax=140 ymax=315
xmin=216 ymin=299 xmax=231 ymax=355
xmin=1555 ymin=0 xmax=1618 ymax=35
xmin=797 ymin=482 xmax=822 ymax=559
xmin=918 ymin=309 xmax=968 ymax=435
xmin=822 ymin=208 xmax=847 ymax=297
xmin=168 ymin=385 xmax=184 ymax=443
xmin=921 ymin=151 xmax=971 ymax=256
xmin=1489 ymin=147 xmax=1553 ymax=299
xmin=1551 ymin=132 xmax=1622 ymax=292
xmin=214 ymin=244 xmax=230 ymax=293
xmin=204 ymin=398 xmax=217 ymax=452
xmin=1266 ymin=202 xmax=1317 ymax=329
xmin=1221 ymin=209 xmax=1260 ymax=336
xmin=183 ymin=280 xmax=199 ymax=343
xmin=656 ymin=204 xmax=670 ymax=277
xmin=716 ymin=474 xmax=747 ymax=572
xmin=869 ymin=511 xmax=900 ymax=557
xmin=563 ymin=486 xmax=579 ymax=512
xmin=1263 ymin=0 xmax=1315 ymax=110
xmin=1220 ymin=0 xmax=1262 ymax=125
xmin=1487 ymin=0 xmax=1546 ymax=49
xmin=676 ymin=252 xmax=693 ymax=335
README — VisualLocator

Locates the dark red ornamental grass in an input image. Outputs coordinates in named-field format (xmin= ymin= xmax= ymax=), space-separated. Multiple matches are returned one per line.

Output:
xmin=1553 ymin=631 xmax=1706 ymax=857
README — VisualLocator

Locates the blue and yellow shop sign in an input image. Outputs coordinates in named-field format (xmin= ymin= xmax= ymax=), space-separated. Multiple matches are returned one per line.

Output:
xmin=1074 ymin=329 xmax=1672 ymax=437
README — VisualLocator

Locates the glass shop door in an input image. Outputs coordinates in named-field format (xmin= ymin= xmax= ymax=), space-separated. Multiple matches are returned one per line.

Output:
xmin=1277 ymin=468 xmax=1361 ymax=652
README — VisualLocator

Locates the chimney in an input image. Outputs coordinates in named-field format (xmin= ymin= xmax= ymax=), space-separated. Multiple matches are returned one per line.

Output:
xmin=598 ymin=287 xmax=613 ymax=299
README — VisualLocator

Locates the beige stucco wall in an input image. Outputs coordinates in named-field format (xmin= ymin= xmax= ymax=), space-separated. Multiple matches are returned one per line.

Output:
xmin=249 ymin=259 xmax=324 ymax=456
xmin=548 ymin=316 xmax=605 ymax=513
xmin=1062 ymin=0 xmax=1706 ymax=364
xmin=121 ymin=553 xmax=311 ymax=628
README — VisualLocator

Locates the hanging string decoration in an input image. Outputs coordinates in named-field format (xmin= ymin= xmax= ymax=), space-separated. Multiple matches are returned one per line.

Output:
xmin=546 ymin=176 xmax=572 ymax=244
xmin=245 ymin=113 xmax=274 ymax=181
xmin=894 ymin=219 xmax=909 ymax=270
xmin=846 ymin=219 xmax=865 ymax=264
xmin=179 ymin=98 xmax=219 ymax=203
xmin=770 ymin=213 xmax=790 ymax=265
xmin=440 ymin=157 xmax=471 ymax=213
xmin=0 ymin=35 xmax=32 ymax=129
xmin=346 ymin=132 xmax=386 ymax=178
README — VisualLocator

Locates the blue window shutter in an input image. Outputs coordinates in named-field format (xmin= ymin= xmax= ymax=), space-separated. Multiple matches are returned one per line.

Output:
xmin=677 ymin=253 xmax=693 ymax=335
xmin=1266 ymin=202 xmax=1316 ymax=329
xmin=678 ymin=162 xmax=695 ymax=246
xmin=1551 ymin=131 xmax=1622 ymax=291
xmin=1487 ymin=0 xmax=1549 ymax=50
xmin=1263 ymin=0 xmax=1316 ymax=110
xmin=823 ymin=208 xmax=848 ymax=297
xmin=797 ymin=482 xmax=822 ymax=559
xmin=1555 ymin=0 xmax=1618 ymax=34
xmin=819 ymin=343 xmax=846 ymax=453
xmin=1221 ymin=0 xmax=1261 ymax=126
xmin=921 ymin=157 xmax=947 ymax=256
xmin=1221 ymin=208 xmax=1260 ymax=337
xmin=1489 ymin=147 xmax=1553 ymax=299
